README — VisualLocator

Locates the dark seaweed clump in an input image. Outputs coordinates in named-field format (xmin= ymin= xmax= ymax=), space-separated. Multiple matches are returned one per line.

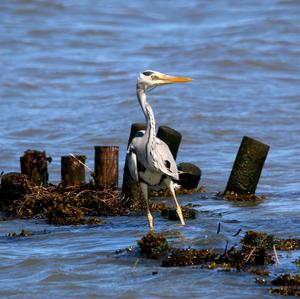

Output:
xmin=270 ymin=274 xmax=300 ymax=296
xmin=223 ymin=191 xmax=265 ymax=202
xmin=242 ymin=230 xmax=300 ymax=251
xmin=135 ymin=230 xmax=300 ymax=297
xmin=137 ymin=232 xmax=170 ymax=259
xmin=161 ymin=206 xmax=197 ymax=221
xmin=1 ymin=183 xmax=126 ymax=225
xmin=162 ymin=245 xmax=273 ymax=270
xmin=137 ymin=231 xmax=274 ymax=270
xmin=151 ymin=186 xmax=206 ymax=197
xmin=162 ymin=248 xmax=217 ymax=267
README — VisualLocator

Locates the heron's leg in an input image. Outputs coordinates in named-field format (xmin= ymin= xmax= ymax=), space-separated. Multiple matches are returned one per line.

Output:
xmin=167 ymin=180 xmax=185 ymax=226
xmin=140 ymin=182 xmax=154 ymax=230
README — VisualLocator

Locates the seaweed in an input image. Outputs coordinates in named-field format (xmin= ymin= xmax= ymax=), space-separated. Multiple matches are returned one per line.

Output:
xmin=162 ymin=248 xmax=216 ymax=267
xmin=151 ymin=186 xmax=206 ymax=197
xmin=270 ymin=274 xmax=300 ymax=296
xmin=269 ymin=287 xmax=300 ymax=297
xmin=272 ymin=274 xmax=300 ymax=286
xmin=135 ymin=230 xmax=300 ymax=297
xmin=241 ymin=230 xmax=300 ymax=251
xmin=241 ymin=230 xmax=274 ymax=250
xmin=275 ymin=238 xmax=300 ymax=251
xmin=137 ymin=232 xmax=169 ymax=259
xmin=137 ymin=231 xmax=275 ymax=270
xmin=2 ymin=183 xmax=126 ymax=225
xmin=223 ymin=191 xmax=265 ymax=202
xmin=161 ymin=206 xmax=197 ymax=221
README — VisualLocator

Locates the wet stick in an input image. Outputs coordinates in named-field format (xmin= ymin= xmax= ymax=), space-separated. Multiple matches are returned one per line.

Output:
xmin=122 ymin=123 xmax=146 ymax=207
xmin=95 ymin=146 xmax=119 ymax=190
xmin=225 ymin=136 xmax=269 ymax=195
xmin=61 ymin=155 xmax=86 ymax=187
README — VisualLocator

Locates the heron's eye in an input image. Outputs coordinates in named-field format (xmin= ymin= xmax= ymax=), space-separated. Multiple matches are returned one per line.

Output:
xmin=142 ymin=71 xmax=154 ymax=76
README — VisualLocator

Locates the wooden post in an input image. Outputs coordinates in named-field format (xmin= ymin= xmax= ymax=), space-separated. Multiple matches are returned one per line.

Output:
xmin=178 ymin=162 xmax=201 ymax=189
xmin=157 ymin=126 xmax=182 ymax=159
xmin=20 ymin=150 xmax=50 ymax=186
xmin=126 ymin=123 xmax=147 ymax=147
xmin=0 ymin=172 xmax=31 ymax=206
xmin=61 ymin=155 xmax=86 ymax=187
xmin=225 ymin=136 xmax=270 ymax=195
xmin=122 ymin=123 xmax=146 ymax=207
xmin=94 ymin=146 xmax=119 ymax=190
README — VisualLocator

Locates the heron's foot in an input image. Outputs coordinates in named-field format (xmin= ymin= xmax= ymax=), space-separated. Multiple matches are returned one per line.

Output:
xmin=176 ymin=206 xmax=186 ymax=226
xmin=147 ymin=210 xmax=154 ymax=230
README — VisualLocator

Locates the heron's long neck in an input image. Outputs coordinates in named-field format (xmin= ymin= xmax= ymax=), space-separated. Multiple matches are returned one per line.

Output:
xmin=137 ymin=88 xmax=156 ymax=153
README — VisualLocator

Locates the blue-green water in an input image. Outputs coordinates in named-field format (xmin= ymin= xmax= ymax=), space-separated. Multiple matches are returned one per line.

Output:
xmin=1 ymin=1 xmax=300 ymax=298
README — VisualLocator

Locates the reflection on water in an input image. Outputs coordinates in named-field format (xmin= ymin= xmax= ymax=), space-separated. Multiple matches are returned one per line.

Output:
xmin=0 ymin=0 xmax=300 ymax=298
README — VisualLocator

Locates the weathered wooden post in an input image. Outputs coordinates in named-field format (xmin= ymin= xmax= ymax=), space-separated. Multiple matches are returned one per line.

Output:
xmin=20 ymin=150 xmax=50 ymax=186
xmin=61 ymin=155 xmax=86 ymax=187
xmin=225 ymin=136 xmax=270 ymax=195
xmin=178 ymin=162 xmax=201 ymax=189
xmin=0 ymin=172 xmax=31 ymax=206
xmin=94 ymin=146 xmax=119 ymax=190
xmin=157 ymin=126 xmax=182 ymax=159
xmin=122 ymin=123 xmax=146 ymax=207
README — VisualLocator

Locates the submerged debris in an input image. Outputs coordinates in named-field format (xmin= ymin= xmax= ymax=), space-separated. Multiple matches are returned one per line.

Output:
xmin=161 ymin=206 xmax=197 ymax=221
xmin=1 ymin=183 xmax=126 ymax=225
xmin=8 ymin=229 xmax=33 ymax=237
xmin=223 ymin=191 xmax=265 ymax=202
xmin=251 ymin=268 xmax=270 ymax=276
xmin=151 ymin=186 xmax=206 ymax=197
xmin=242 ymin=230 xmax=300 ymax=251
xmin=275 ymin=238 xmax=300 ymax=251
xmin=293 ymin=258 xmax=300 ymax=267
xmin=255 ymin=277 xmax=267 ymax=285
xmin=272 ymin=274 xmax=300 ymax=286
xmin=137 ymin=232 xmax=169 ymax=259
xmin=242 ymin=230 xmax=274 ymax=250
xmin=134 ymin=230 xmax=300 ymax=297
xmin=162 ymin=248 xmax=216 ymax=267
xmin=136 ymin=231 xmax=275 ymax=270
xmin=270 ymin=274 xmax=300 ymax=296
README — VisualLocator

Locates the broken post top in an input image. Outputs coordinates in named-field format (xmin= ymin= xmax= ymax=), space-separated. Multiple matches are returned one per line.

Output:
xmin=127 ymin=123 xmax=147 ymax=146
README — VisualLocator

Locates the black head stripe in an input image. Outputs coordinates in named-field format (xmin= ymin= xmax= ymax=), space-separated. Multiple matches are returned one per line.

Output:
xmin=142 ymin=71 xmax=154 ymax=76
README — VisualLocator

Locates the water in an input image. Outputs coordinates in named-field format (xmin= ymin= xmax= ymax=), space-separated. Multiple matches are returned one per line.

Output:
xmin=1 ymin=0 xmax=300 ymax=298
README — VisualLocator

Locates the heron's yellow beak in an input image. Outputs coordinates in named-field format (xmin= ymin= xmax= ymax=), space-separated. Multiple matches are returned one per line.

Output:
xmin=160 ymin=74 xmax=193 ymax=84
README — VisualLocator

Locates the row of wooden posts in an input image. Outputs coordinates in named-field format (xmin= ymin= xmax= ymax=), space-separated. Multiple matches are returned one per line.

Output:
xmin=1 ymin=123 xmax=270 ymax=201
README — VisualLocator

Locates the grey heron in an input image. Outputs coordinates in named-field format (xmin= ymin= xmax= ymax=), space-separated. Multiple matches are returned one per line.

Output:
xmin=126 ymin=70 xmax=192 ymax=230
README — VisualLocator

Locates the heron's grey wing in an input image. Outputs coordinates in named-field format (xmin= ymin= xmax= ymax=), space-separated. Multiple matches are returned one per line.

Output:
xmin=154 ymin=137 xmax=179 ymax=180
xmin=126 ymin=145 xmax=139 ymax=182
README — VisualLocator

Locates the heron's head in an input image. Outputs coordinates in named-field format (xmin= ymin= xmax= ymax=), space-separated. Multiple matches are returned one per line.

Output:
xmin=137 ymin=70 xmax=192 ymax=92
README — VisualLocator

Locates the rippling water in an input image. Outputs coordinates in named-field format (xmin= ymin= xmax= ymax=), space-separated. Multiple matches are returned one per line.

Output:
xmin=1 ymin=1 xmax=300 ymax=298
